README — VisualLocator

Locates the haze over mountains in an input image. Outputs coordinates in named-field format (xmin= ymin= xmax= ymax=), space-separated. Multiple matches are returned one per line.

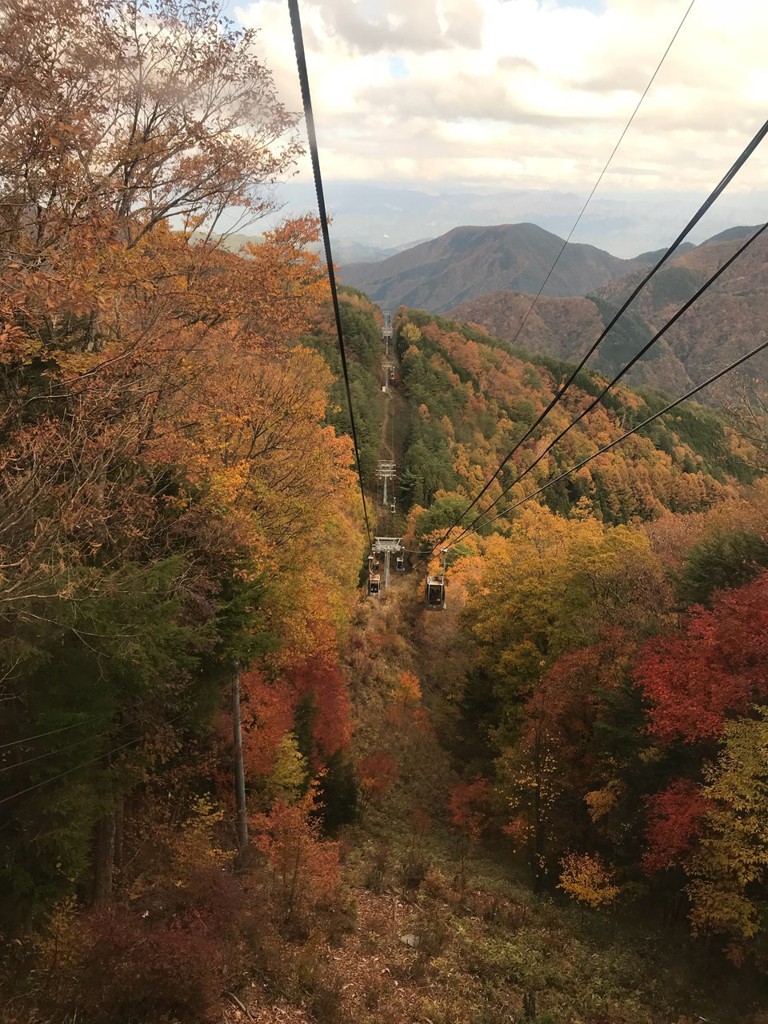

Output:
xmin=260 ymin=181 xmax=768 ymax=260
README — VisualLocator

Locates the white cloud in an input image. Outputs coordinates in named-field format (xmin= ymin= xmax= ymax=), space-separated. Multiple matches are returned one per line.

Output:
xmin=237 ymin=0 xmax=768 ymax=201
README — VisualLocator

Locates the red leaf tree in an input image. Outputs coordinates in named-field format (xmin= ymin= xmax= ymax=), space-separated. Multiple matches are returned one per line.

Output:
xmin=642 ymin=778 xmax=709 ymax=873
xmin=449 ymin=777 xmax=493 ymax=844
xmin=634 ymin=573 xmax=768 ymax=743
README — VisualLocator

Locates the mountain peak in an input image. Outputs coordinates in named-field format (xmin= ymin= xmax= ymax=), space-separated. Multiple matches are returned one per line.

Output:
xmin=341 ymin=223 xmax=651 ymax=314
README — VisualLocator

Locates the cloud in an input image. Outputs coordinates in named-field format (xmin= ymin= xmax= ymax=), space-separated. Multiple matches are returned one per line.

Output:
xmin=282 ymin=0 xmax=484 ymax=55
xmin=497 ymin=55 xmax=537 ymax=73
xmin=237 ymin=0 xmax=768 ymax=200
xmin=440 ymin=0 xmax=485 ymax=48
xmin=325 ymin=0 xmax=446 ymax=55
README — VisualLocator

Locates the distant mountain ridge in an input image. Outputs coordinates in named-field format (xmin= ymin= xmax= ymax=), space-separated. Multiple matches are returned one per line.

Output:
xmin=259 ymin=180 xmax=768 ymax=257
xmin=451 ymin=225 xmax=768 ymax=396
xmin=205 ymin=231 xmax=417 ymax=265
xmin=340 ymin=223 xmax=654 ymax=313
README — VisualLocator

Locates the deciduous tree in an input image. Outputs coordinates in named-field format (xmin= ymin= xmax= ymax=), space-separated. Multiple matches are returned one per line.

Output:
xmin=635 ymin=573 xmax=768 ymax=743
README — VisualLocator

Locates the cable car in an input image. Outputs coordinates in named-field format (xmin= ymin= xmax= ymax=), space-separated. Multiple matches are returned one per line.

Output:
xmin=369 ymin=574 xmax=381 ymax=596
xmin=396 ymin=554 xmax=405 ymax=572
xmin=425 ymin=575 xmax=446 ymax=610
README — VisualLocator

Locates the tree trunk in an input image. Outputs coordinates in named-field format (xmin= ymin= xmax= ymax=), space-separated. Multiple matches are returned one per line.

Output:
xmin=233 ymin=663 xmax=249 ymax=855
xmin=92 ymin=810 xmax=116 ymax=906
xmin=114 ymin=795 xmax=124 ymax=872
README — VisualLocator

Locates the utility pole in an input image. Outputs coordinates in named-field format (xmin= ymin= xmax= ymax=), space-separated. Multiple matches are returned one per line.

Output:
xmin=372 ymin=536 xmax=403 ymax=591
xmin=232 ymin=660 xmax=248 ymax=854
xmin=378 ymin=460 xmax=395 ymax=509
xmin=382 ymin=309 xmax=392 ymax=356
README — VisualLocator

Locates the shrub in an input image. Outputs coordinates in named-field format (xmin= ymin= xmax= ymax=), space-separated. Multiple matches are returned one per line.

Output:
xmin=51 ymin=909 xmax=227 ymax=1024
xmin=558 ymin=852 xmax=620 ymax=914
xmin=252 ymin=790 xmax=342 ymax=934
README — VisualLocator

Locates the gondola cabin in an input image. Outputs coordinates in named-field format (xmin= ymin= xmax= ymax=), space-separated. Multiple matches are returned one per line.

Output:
xmin=425 ymin=575 xmax=446 ymax=610
xmin=396 ymin=554 xmax=405 ymax=572
xmin=368 ymin=574 xmax=381 ymax=597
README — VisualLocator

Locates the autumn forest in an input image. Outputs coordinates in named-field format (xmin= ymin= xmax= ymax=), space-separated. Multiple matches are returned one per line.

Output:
xmin=2 ymin=1 xmax=768 ymax=1022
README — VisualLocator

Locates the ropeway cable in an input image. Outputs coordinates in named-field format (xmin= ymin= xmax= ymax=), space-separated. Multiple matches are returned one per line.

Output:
xmin=287 ymin=0 xmax=373 ymax=548
xmin=506 ymin=0 xmax=697 ymax=353
xmin=0 ymin=720 xmax=93 ymax=751
xmin=450 ymin=219 xmax=768 ymax=545
xmin=433 ymin=114 xmax=768 ymax=551
xmin=0 ymin=680 xmax=198 ymax=754
xmin=444 ymin=336 xmax=768 ymax=546
xmin=0 ymin=707 xmax=162 ymax=775
xmin=0 ymin=713 xmax=186 ymax=807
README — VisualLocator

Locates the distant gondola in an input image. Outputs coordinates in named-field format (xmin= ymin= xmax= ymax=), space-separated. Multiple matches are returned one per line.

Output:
xmin=425 ymin=575 xmax=446 ymax=610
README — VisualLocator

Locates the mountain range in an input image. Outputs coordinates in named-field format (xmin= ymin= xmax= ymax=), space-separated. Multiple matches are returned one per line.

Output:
xmin=452 ymin=224 xmax=768 ymax=396
xmin=339 ymin=220 xmax=768 ymax=397
xmin=340 ymin=223 xmax=655 ymax=312
xmin=256 ymin=181 xmax=768 ymax=259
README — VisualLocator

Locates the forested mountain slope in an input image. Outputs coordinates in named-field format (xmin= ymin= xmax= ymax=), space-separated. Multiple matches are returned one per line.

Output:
xmin=0 ymin=2 xmax=369 ymax=1018
xmin=392 ymin=309 xmax=761 ymax=536
xmin=597 ymin=226 xmax=768 ymax=389
xmin=452 ymin=225 xmax=768 ymax=396
xmin=384 ymin=306 xmax=768 ymax=1000
xmin=341 ymin=223 xmax=652 ymax=312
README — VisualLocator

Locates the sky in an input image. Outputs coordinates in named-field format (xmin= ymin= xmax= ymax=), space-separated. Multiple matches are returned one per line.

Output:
xmin=231 ymin=0 xmax=768 ymax=252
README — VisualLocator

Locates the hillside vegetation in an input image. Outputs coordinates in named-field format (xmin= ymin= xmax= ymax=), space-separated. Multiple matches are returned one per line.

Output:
xmin=453 ymin=226 xmax=768 ymax=396
xmin=393 ymin=309 xmax=760 ymax=535
xmin=382 ymin=308 xmax=768 ymax=1011
xmin=4 ymin=3 xmax=768 ymax=1023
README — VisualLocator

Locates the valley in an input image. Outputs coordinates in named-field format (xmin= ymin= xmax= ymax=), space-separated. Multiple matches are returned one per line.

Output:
xmin=340 ymin=221 xmax=768 ymax=398
xmin=3 ymin=2 xmax=768 ymax=1021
